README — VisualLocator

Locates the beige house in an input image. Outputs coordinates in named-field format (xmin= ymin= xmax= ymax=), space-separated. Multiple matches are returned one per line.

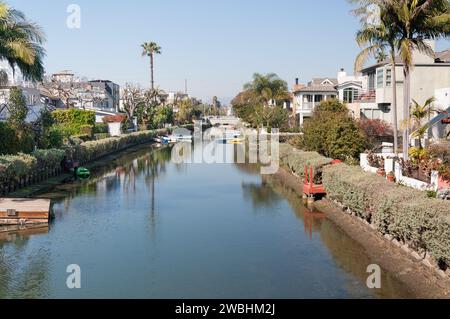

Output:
xmin=356 ymin=41 xmax=450 ymax=130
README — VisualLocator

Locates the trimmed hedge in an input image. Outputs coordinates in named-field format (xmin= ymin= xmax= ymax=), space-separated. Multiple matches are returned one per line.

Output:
xmin=68 ymin=129 xmax=165 ymax=164
xmin=53 ymin=109 xmax=96 ymax=137
xmin=0 ymin=150 xmax=66 ymax=193
xmin=279 ymin=143 xmax=332 ymax=183
xmin=323 ymin=163 xmax=450 ymax=269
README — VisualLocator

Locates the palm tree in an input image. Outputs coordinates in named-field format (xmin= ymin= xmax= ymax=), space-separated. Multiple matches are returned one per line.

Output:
xmin=353 ymin=3 xmax=400 ymax=154
xmin=243 ymin=73 xmax=290 ymax=107
xmin=383 ymin=0 xmax=450 ymax=159
xmin=0 ymin=2 xmax=46 ymax=81
xmin=141 ymin=42 xmax=161 ymax=90
xmin=410 ymin=97 xmax=437 ymax=149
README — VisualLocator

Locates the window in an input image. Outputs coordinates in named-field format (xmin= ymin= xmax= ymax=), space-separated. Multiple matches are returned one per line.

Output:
xmin=314 ymin=95 xmax=323 ymax=103
xmin=386 ymin=68 xmax=392 ymax=87
xmin=343 ymin=88 xmax=359 ymax=103
xmin=377 ymin=69 xmax=384 ymax=88
xmin=368 ymin=72 xmax=376 ymax=90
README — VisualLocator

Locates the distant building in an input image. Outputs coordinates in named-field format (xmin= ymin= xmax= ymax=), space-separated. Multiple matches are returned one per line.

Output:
xmin=41 ymin=71 xmax=121 ymax=122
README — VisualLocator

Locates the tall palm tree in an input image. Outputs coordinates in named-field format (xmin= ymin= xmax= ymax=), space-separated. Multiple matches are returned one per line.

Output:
xmin=354 ymin=13 xmax=400 ymax=154
xmin=0 ymin=2 xmax=46 ymax=82
xmin=141 ymin=42 xmax=161 ymax=90
xmin=383 ymin=0 xmax=450 ymax=159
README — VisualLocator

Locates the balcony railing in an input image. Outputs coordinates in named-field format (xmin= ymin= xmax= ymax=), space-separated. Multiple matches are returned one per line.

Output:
xmin=353 ymin=90 xmax=376 ymax=103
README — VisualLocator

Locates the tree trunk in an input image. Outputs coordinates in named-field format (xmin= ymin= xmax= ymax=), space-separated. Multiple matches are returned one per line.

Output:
xmin=150 ymin=54 xmax=154 ymax=90
xmin=403 ymin=69 xmax=411 ymax=160
xmin=390 ymin=50 xmax=399 ymax=155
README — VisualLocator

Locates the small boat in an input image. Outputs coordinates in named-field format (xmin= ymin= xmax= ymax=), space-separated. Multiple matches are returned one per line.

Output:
xmin=169 ymin=134 xmax=193 ymax=142
xmin=76 ymin=167 xmax=91 ymax=180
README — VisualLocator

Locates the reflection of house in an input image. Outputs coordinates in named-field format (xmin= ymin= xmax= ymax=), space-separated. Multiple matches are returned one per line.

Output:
xmin=293 ymin=77 xmax=338 ymax=125
xmin=0 ymin=61 xmax=47 ymax=123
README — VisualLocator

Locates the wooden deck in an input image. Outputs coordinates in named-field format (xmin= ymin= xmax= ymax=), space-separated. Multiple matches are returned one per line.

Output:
xmin=0 ymin=198 xmax=51 ymax=225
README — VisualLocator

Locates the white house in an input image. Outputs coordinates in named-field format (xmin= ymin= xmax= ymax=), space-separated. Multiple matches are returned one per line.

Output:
xmin=293 ymin=78 xmax=338 ymax=125
xmin=0 ymin=61 xmax=47 ymax=123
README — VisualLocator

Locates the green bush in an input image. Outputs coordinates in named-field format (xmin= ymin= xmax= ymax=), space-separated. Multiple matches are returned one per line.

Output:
xmin=93 ymin=123 xmax=109 ymax=134
xmin=40 ymin=126 xmax=64 ymax=149
xmin=0 ymin=122 xmax=19 ymax=155
xmin=323 ymin=163 xmax=450 ymax=269
xmin=69 ymin=129 xmax=168 ymax=163
xmin=0 ymin=153 xmax=37 ymax=187
xmin=301 ymin=99 xmax=368 ymax=160
xmin=279 ymin=143 xmax=332 ymax=183
xmin=52 ymin=109 xmax=96 ymax=137
xmin=32 ymin=149 xmax=66 ymax=170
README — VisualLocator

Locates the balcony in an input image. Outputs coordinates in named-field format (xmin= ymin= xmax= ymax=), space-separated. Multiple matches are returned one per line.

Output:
xmin=353 ymin=90 xmax=376 ymax=103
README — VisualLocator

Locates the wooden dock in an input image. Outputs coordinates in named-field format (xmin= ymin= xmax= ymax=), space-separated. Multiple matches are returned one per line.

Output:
xmin=0 ymin=198 xmax=51 ymax=226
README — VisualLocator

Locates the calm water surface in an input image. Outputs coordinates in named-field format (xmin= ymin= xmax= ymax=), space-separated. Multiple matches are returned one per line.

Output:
xmin=0 ymin=144 xmax=413 ymax=298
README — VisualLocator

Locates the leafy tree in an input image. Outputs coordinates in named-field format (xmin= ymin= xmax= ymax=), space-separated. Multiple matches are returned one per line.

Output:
xmin=301 ymin=99 xmax=368 ymax=160
xmin=0 ymin=2 xmax=46 ymax=81
xmin=152 ymin=106 xmax=173 ymax=128
xmin=7 ymin=87 xmax=28 ymax=127
xmin=141 ymin=42 xmax=161 ymax=90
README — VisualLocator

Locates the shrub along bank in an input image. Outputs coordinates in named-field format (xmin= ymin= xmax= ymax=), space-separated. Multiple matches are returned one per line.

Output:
xmin=279 ymin=143 xmax=332 ymax=183
xmin=279 ymin=143 xmax=450 ymax=271
xmin=0 ymin=129 xmax=168 ymax=195
xmin=322 ymin=163 xmax=450 ymax=270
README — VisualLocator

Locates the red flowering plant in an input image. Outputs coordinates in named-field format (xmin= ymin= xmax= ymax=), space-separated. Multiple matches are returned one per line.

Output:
xmin=103 ymin=115 xmax=127 ymax=123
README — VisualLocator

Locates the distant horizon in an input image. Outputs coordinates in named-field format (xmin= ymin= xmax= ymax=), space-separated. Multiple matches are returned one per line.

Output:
xmin=6 ymin=0 xmax=450 ymax=105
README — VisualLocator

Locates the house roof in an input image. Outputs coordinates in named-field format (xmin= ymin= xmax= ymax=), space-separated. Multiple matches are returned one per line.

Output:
xmin=436 ymin=50 xmax=450 ymax=63
xmin=296 ymin=78 xmax=338 ymax=93
xmin=360 ymin=49 xmax=450 ymax=72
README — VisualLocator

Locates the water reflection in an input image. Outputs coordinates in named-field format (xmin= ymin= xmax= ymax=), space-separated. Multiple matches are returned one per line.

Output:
xmin=0 ymin=144 xmax=415 ymax=298
xmin=249 ymin=172 xmax=414 ymax=299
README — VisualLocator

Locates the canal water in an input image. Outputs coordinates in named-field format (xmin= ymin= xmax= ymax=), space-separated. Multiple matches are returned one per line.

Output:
xmin=0 ymin=144 xmax=413 ymax=299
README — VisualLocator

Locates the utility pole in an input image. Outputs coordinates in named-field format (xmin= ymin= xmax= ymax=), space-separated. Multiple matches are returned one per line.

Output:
xmin=184 ymin=79 xmax=188 ymax=95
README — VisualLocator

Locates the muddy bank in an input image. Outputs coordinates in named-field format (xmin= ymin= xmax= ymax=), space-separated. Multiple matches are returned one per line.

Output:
xmin=273 ymin=166 xmax=450 ymax=299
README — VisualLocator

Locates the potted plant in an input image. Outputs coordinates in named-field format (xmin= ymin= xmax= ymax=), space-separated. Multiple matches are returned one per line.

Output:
xmin=376 ymin=167 xmax=386 ymax=177
xmin=386 ymin=171 xmax=396 ymax=182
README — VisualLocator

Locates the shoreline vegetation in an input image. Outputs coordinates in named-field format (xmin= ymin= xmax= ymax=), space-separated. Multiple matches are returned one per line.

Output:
xmin=279 ymin=143 xmax=450 ymax=290
xmin=0 ymin=127 xmax=190 ymax=197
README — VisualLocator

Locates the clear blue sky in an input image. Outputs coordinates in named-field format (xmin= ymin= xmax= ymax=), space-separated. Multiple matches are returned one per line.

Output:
xmin=8 ymin=0 xmax=450 ymax=104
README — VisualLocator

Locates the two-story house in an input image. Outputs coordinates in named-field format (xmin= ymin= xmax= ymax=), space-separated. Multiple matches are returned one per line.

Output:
xmin=293 ymin=78 xmax=338 ymax=125
xmin=357 ymin=41 xmax=450 ymax=127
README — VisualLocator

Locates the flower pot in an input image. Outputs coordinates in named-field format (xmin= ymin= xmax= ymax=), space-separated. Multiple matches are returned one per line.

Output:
xmin=376 ymin=168 xmax=386 ymax=177
xmin=387 ymin=174 xmax=396 ymax=183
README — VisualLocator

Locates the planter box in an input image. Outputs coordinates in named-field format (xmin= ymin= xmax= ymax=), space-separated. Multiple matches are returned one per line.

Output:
xmin=439 ymin=176 xmax=450 ymax=190
xmin=108 ymin=122 xmax=122 ymax=137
